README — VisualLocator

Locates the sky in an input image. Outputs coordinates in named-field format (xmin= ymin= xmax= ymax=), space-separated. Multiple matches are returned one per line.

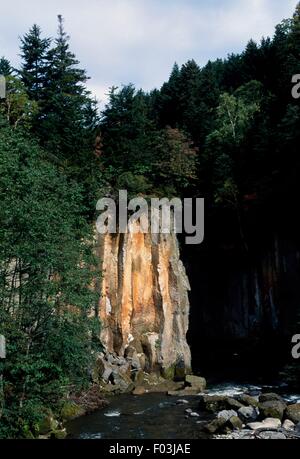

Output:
xmin=1 ymin=0 xmax=298 ymax=106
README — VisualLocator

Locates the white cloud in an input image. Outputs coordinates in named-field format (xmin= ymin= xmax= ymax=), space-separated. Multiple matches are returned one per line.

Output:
xmin=1 ymin=0 xmax=298 ymax=102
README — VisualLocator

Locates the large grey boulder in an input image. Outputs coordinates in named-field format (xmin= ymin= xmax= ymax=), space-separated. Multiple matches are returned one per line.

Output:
xmin=285 ymin=404 xmax=300 ymax=424
xmin=259 ymin=393 xmax=285 ymax=403
xmin=282 ymin=419 xmax=295 ymax=431
xmin=217 ymin=410 xmax=238 ymax=422
xmin=247 ymin=417 xmax=281 ymax=430
xmin=238 ymin=406 xmax=259 ymax=423
xmin=258 ymin=400 xmax=286 ymax=420
xmin=185 ymin=375 xmax=206 ymax=392
xmin=96 ymin=356 xmax=113 ymax=382
xmin=227 ymin=416 xmax=243 ymax=431
xmin=111 ymin=370 xmax=132 ymax=391
xmin=238 ymin=394 xmax=258 ymax=407
xmin=199 ymin=395 xmax=243 ymax=413
xmin=204 ymin=417 xmax=227 ymax=434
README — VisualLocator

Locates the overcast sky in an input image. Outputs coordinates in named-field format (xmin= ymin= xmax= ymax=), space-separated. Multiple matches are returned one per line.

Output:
xmin=1 ymin=0 xmax=298 ymax=106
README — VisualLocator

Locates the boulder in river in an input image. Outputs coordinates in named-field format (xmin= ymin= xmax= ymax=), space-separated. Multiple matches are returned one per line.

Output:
xmin=217 ymin=410 xmax=238 ymax=422
xmin=237 ymin=394 xmax=259 ymax=407
xmin=203 ymin=413 xmax=243 ymax=434
xmin=285 ymin=403 xmax=300 ymax=423
xmin=259 ymin=393 xmax=285 ymax=404
xmin=204 ymin=417 xmax=228 ymax=434
xmin=247 ymin=417 xmax=282 ymax=430
xmin=199 ymin=395 xmax=243 ymax=413
xmin=238 ymin=406 xmax=259 ymax=423
xmin=258 ymin=400 xmax=286 ymax=420
xmin=227 ymin=416 xmax=243 ymax=431
xmin=185 ymin=375 xmax=206 ymax=393
xmin=282 ymin=419 xmax=295 ymax=431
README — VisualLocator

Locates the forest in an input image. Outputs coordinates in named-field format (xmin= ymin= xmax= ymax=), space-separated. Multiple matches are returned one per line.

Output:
xmin=1 ymin=4 xmax=300 ymax=439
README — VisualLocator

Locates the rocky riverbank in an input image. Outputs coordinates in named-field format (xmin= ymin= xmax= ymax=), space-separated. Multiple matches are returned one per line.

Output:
xmin=36 ymin=353 xmax=207 ymax=440
xmin=33 ymin=385 xmax=108 ymax=439
xmin=195 ymin=389 xmax=300 ymax=439
xmin=67 ymin=378 xmax=300 ymax=440
xmin=65 ymin=377 xmax=300 ymax=440
xmin=92 ymin=350 xmax=206 ymax=396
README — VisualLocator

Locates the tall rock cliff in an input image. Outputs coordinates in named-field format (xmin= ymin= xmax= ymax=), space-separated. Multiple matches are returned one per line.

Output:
xmin=187 ymin=233 xmax=300 ymax=341
xmin=96 ymin=221 xmax=191 ymax=379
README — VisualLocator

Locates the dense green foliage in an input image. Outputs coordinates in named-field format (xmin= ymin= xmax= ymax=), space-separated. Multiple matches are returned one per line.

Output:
xmin=1 ymin=4 xmax=300 ymax=437
xmin=0 ymin=17 xmax=101 ymax=438
xmin=0 ymin=124 xmax=101 ymax=438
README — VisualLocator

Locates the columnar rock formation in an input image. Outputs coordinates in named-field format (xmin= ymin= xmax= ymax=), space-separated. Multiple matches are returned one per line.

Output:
xmin=96 ymin=220 xmax=191 ymax=378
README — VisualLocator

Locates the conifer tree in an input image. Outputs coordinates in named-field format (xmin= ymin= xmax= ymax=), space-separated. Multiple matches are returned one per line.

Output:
xmin=0 ymin=57 xmax=12 ymax=76
xmin=159 ymin=62 xmax=181 ymax=127
xmin=19 ymin=25 xmax=50 ymax=100
xmin=288 ymin=2 xmax=300 ymax=73
xmin=39 ymin=15 xmax=98 ymax=162
xmin=101 ymin=85 xmax=159 ymax=175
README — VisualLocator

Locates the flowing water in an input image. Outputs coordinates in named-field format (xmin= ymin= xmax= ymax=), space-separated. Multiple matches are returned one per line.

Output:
xmin=66 ymin=383 xmax=300 ymax=439
xmin=67 ymin=393 xmax=211 ymax=439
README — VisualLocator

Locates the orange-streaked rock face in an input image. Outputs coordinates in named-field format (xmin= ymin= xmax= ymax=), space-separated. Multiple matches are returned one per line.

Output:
xmin=96 ymin=221 xmax=191 ymax=377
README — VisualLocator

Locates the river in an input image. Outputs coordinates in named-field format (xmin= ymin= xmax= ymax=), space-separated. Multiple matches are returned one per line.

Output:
xmin=66 ymin=382 xmax=300 ymax=439
xmin=67 ymin=392 xmax=211 ymax=439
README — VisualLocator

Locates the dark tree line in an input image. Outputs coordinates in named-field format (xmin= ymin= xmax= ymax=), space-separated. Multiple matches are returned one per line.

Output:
xmin=100 ymin=4 xmax=300 ymax=253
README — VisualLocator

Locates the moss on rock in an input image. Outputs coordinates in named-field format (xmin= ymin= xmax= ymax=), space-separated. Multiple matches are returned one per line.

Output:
xmin=162 ymin=365 xmax=175 ymax=380
xmin=50 ymin=429 xmax=67 ymax=439
xmin=60 ymin=401 xmax=85 ymax=421
xmin=258 ymin=401 xmax=285 ymax=420
xmin=286 ymin=403 xmax=300 ymax=423
xmin=38 ymin=411 xmax=59 ymax=435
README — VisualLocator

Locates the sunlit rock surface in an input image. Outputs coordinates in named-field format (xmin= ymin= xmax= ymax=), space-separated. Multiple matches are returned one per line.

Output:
xmin=96 ymin=220 xmax=191 ymax=377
